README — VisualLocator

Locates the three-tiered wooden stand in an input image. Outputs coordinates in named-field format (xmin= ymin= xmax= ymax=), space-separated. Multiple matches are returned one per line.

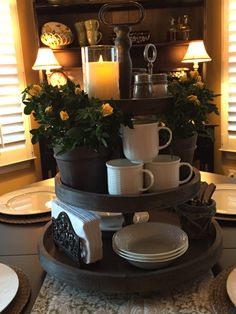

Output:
xmin=38 ymin=2 xmax=222 ymax=293
xmin=38 ymin=98 xmax=222 ymax=293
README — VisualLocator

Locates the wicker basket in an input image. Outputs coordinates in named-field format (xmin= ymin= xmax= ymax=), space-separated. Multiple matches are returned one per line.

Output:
xmin=176 ymin=199 xmax=216 ymax=240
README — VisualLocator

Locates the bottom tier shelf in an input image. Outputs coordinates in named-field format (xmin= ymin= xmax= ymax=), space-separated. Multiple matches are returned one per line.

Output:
xmin=38 ymin=211 xmax=223 ymax=294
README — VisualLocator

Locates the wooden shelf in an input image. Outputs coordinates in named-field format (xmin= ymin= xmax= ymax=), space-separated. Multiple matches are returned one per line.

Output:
xmin=35 ymin=0 xmax=204 ymax=10
xmin=34 ymin=0 xmax=205 ymax=70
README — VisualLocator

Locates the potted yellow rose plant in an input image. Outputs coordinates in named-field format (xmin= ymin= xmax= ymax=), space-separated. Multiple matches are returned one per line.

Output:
xmin=22 ymin=80 xmax=131 ymax=193
xmin=158 ymin=70 xmax=219 ymax=164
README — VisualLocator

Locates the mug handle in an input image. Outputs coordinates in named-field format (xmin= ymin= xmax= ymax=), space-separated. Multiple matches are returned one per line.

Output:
xmin=178 ymin=163 xmax=193 ymax=185
xmin=94 ymin=19 xmax=100 ymax=30
xmin=96 ymin=31 xmax=102 ymax=44
xmin=158 ymin=126 xmax=173 ymax=150
xmin=139 ymin=169 xmax=154 ymax=192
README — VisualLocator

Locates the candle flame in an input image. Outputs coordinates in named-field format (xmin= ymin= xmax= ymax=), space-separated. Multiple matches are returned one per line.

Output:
xmin=99 ymin=55 xmax=103 ymax=62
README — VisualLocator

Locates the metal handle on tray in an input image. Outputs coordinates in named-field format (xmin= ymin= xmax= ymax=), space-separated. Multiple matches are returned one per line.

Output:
xmin=99 ymin=1 xmax=144 ymax=99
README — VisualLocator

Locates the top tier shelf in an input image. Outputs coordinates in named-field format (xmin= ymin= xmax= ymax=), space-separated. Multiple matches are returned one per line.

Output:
xmin=112 ymin=97 xmax=173 ymax=115
xmin=54 ymin=168 xmax=201 ymax=213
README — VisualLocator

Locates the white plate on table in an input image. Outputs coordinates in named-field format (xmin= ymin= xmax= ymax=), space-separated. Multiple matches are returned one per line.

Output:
xmin=213 ymin=184 xmax=236 ymax=215
xmin=0 ymin=263 xmax=19 ymax=312
xmin=226 ymin=267 xmax=236 ymax=306
xmin=0 ymin=186 xmax=55 ymax=216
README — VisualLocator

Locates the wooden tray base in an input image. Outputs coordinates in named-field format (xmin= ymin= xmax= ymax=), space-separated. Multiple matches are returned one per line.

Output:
xmin=38 ymin=210 xmax=223 ymax=294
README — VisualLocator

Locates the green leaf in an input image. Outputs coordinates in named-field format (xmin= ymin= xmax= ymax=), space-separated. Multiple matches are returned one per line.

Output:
xmin=24 ymin=103 xmax=35 ymax=115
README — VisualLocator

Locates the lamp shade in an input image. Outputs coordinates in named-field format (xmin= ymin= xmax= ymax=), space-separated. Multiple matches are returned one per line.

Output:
xmin=32 ymin=47 xmax=61 ymax=71
xmin=182 ymin=40 xmax=212 ymax=63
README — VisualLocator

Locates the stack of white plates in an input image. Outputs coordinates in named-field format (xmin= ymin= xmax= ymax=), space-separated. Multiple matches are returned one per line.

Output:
xmin=112 ymin=222 xmax=189 ymax=269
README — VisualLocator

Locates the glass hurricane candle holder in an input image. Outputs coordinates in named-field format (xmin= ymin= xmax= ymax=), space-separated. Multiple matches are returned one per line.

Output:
xmin=81 ymin=45 xmax=120 ymax=100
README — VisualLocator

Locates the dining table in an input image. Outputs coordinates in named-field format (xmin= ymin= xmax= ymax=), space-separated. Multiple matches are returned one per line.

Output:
xmin=0 ymin=171 xmax=236 ymax=313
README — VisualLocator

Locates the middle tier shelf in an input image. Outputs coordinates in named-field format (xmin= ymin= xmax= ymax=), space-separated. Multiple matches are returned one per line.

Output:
xmin=54 ymin=168 xmax=200 ymax=213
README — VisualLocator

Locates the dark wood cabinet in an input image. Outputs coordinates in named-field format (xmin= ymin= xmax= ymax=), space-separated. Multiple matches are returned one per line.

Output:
xmin=33 ymin=0 xmax=206 ymax=71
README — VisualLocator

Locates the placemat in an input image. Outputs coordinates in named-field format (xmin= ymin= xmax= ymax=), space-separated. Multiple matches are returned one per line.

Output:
xmin=31 ymin=271 xmax=214 ymax=313
xmin=215 ymin=213 xmax=236 ymax=222
xmin=0 ymin=213 xmax=51 ymax=224
xmin=2 ymin=265 xmax=31 ymax=314
xmin=209 ymin=265 xmax=236 ymax=314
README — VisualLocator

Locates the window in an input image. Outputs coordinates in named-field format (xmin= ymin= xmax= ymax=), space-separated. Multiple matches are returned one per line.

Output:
xmin=0 ymin=0 xmax=34 ymax=167
xmin=222 ymin=0 xmax=236 ymax=152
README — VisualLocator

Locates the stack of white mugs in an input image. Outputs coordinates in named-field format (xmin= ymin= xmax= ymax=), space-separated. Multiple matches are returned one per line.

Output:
xmin=106 ymin=119 xmax=193 ymax=195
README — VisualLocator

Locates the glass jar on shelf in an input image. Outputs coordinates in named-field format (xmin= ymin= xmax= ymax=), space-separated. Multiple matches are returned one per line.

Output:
xmin=181 ymin=15 xmax=191 ymax=40
xmin=133 ymin=73 xmax=153 ymax=99
xmin=167 ymin=17 xmax=177 ymax=41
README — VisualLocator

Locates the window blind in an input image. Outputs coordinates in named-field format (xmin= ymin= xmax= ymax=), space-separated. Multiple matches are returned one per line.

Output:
xmin=228 ymin=1 xmax=236 ymax=139
xmin=0 ymin=0 xmax=33 ymax=166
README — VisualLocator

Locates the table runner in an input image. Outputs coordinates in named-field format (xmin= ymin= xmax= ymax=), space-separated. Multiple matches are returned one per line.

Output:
xmin=31 ymin=271 xmax=214 ymax=313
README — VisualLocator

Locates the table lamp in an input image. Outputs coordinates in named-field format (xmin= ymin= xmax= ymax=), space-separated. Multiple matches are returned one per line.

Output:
xmin=181 ymin=40 xmax=212 ymax=71
xmin=32 ymin=47 xmax=62 ymax=82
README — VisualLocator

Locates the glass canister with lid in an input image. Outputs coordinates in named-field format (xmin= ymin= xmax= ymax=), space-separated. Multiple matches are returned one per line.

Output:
xmin=151 ymin=73 xmax=168 ymax=97
xmin=133 ymin=73 xmax=153 ymax=98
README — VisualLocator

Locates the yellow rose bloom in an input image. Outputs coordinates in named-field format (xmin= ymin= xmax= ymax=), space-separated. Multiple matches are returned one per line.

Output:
xmin=101 ymin=103 xmax=113 ymax=117
xmin=45 ymin=106 xmax=53 ymax=113
xmin=179 ymin=73 xmax=187 ymax=82
xmin=190 ymin=70 xmax=199 ymax=78
xmin=60 ymin=110 xmax=69 ymax=121
xmin=197 ymin=75 xmax=202 ymax=82
xmin=187 ymin=95 xmax=198 ymax=102
xmin=75 ymin=87 xmax=82 ymax=95
xmin=195 ymin=81 xmax=204 ymax=89
xmin=28 ymin=84 xmax=42 ymax=97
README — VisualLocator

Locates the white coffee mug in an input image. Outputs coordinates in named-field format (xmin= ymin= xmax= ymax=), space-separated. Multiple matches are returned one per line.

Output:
xmin=145 ymin=154 xmax=193 ymax=192
xmin=122 ymin=122 xmax=172 ymax=163
xmin=106 ymin=159 xmax=154 ymax=195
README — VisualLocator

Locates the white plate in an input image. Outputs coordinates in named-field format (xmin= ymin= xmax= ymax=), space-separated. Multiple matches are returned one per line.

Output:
xmin=0 ymin=186 xmax=55 ymax=216
xmin=113 ymin=222 xmax=188 ymax=256
xmin=213 ymin=184 xmax=236 ymax=215
xmin=113 ymin=243 xmax=188 ymax=261
xmin=113 ymin=242 xmax=188 ymax=260
xmin=226 ymin=267 xmax=236 ymax=306
xmin=0 ymin=263 xmax=19 ymax=312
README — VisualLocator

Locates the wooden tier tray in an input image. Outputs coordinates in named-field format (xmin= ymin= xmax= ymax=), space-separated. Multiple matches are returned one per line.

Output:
xmin=38 ymin=213 xmax=223 ymax=294
xmin=112 ymin=97 xmax=173 ymax=115
xmin=54 ymin=168 xmax=201 ymax=213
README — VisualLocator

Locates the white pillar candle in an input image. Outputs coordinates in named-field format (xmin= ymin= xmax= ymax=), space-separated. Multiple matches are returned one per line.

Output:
xmin=85 ymin=57 xmax=120 ymax=100
xmin=82 ymin=46 xmax=120 ymax=100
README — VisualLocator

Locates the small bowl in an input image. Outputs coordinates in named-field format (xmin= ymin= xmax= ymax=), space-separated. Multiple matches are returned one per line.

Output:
xmin=91 ymin=211 xmax=124 ymax=231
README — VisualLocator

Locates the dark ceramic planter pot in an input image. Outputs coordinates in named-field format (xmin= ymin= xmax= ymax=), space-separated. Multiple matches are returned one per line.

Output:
xmin=161 ymin=133 xmax=198 ymax=180
xmin=163 ymin=133 xmax=198 ymax=165
xmin=170 ymin=133 xmax=198 ymax=165
xmin=53 ymin=146 xmax=115 ymax=194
